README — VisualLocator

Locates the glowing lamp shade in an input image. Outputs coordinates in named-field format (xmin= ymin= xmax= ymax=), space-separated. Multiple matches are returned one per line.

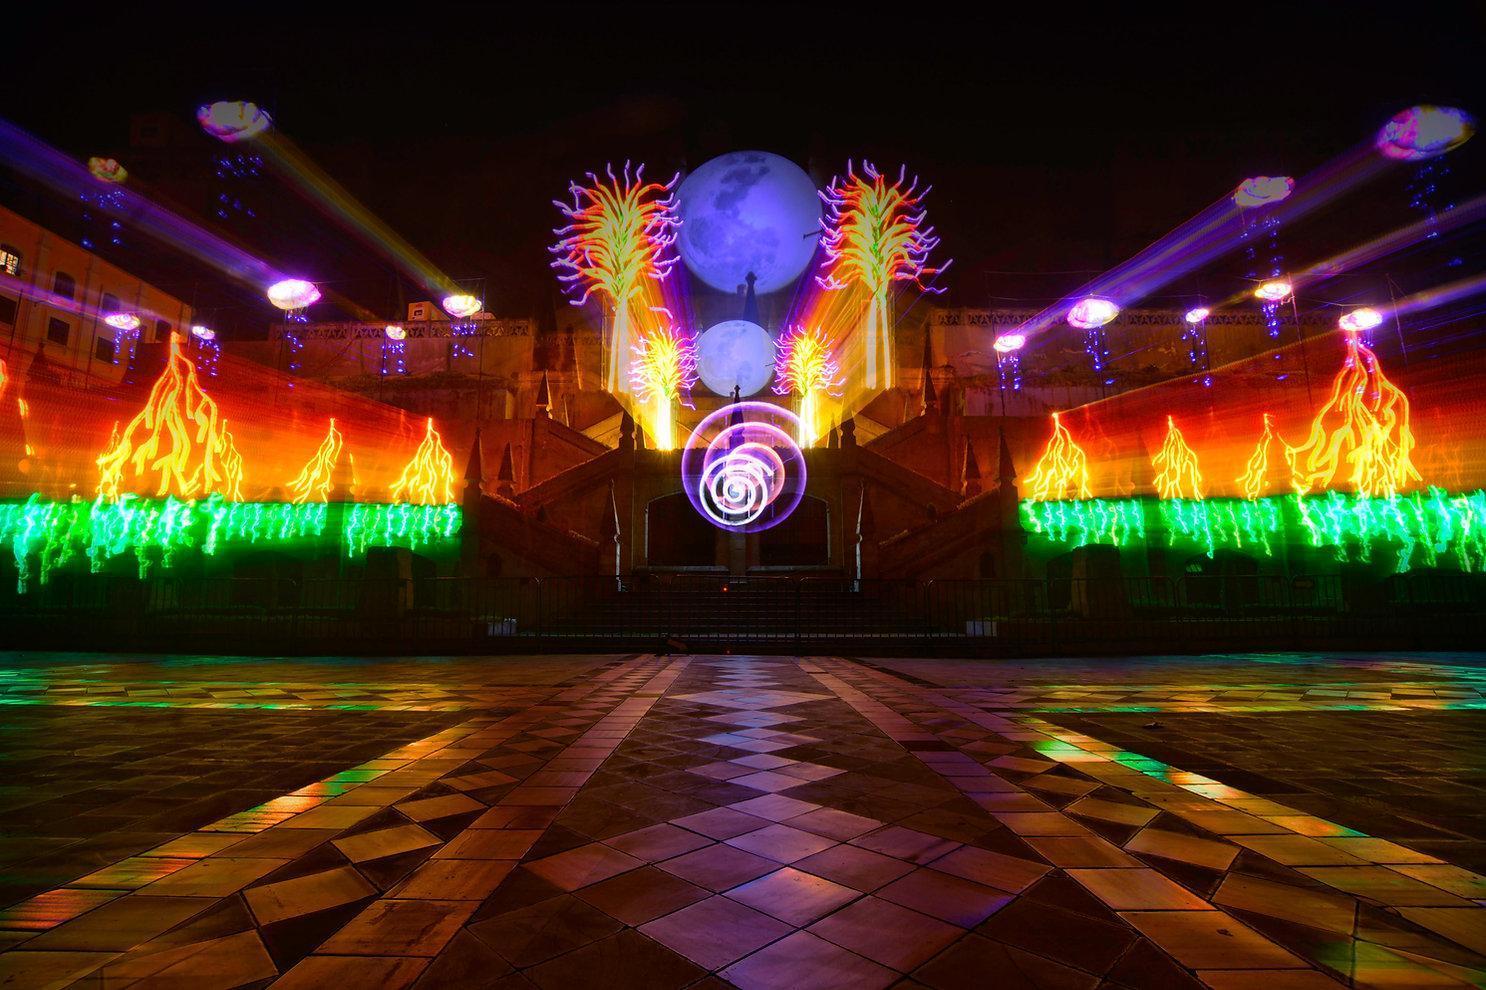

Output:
xmin=1067 ymin=297 xmax=1119 ymax=330
xmin=1254 ymin=279 xmax=1293 ymax=303
xmin=190 ymin=324 xmax=216 ymax=341
xmin=1339 ymin=307 xmax=1383 ymax=334
xmin=267 ymin=279 xmax=321 ymax=311
xmin=1376 ymin=106 xmax=1475 ymax=161
xmin=104 ymin=313 xmax=141 ymax=331
xmin=993 ymin=333 xmax=1026 ymax=353
xmin=1184 ymin=307 xmax=1211 ymax=324
xmin=384 ymin=324 xmax=407 ymax=340
xmin=197 ymin=101 xmax=272 ymax=143
xmin=441 ymin=294 xmax=482 ymax=319
xmin=88 ymin=157 xmax=127 ymax=184
xmin=1233 ymin=176 xmax=1294 ymax=208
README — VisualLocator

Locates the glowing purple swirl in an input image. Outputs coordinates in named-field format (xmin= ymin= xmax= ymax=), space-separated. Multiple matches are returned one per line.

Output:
xmin=682 ymin=402 xmax=806 ymax=533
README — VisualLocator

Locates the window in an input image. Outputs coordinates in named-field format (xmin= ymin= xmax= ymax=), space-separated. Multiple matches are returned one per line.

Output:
xmin=53 ymin=272 xmax=76 ymax=300
xmin=95 ymin=337 xmax=116 ymax=363
xmin=101 ymin=292 xmax=121 ymax=315
xmin=47 ymin=317 xmax=70 ymax=345
xmin=0 ymin=244 xmax=20 ymax=277
xmin=0 ymin=296 xmax=16 ymax=326
xmin=155 ymin=319 xmax=171 ymax=342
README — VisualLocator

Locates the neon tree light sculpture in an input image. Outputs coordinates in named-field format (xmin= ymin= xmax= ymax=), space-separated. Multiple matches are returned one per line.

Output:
xmin=1285 ymin=335 xmax=1420 ymax=498
xmin=550 ymin=162 xmax=680 ymax=395
xmin=628 ymin=325 xmax=697 ymax=451
xmin=287 ymin=420 xmax=344 ymax=504
xmin=1024 ymin=413 xmax=1092 ymax=502
xmin=817 ymin=161 xmax=949 ymax=390
xmin=1152 ymin=417 xmax=1204 ymax=500
xmin=1067 ymin=297 xmax=1118 ymax=375
xmin=87 ymin=157 xmax=127 ymax=184
xmin=682 ymin=402 xmax=807 ymax=532
xmin=197 ymin=101 xmax=272 ymax=143
xmin=1237 ymin=413 xmax=1277 ymax=500
xmin=391 ymin=418 xmax=456 ymax=505
xmin=993 ymin=333 xmax=1025 ymax=392
xmin=96 ymin=333 xmax=245 ymax=501
xmin=773 ymin=325 xmax=843 ymax=446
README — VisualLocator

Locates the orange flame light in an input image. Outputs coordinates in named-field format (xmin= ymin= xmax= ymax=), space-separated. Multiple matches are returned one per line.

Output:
xmin=391 ymin=418 xmax=455 ymax=505
xmin=1024 ymin=413 xmax=1092 ymax=501
xmin=96 ymin=333 xmax=244 ymax=501
xmin=1237 ymin=413 xmax=1277 ymax=500
xmin=1153 ymin=416 xmax=1204 ymax=500
xmin=1285 ymin=336 xmax=1420 ymax=497
xmin=287 ymin=419 xmax=344 ymax=504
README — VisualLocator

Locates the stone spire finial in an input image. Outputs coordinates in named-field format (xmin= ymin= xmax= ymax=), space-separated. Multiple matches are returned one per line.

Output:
xmin=619 ymin=411 xmax=635 ymax=451
xmin=962 ymin=439 xmax=982 ymax=496
xmin=535 ymin=372 xmax=551 ymax=418
xmin=496 ymin=442 xmax=515 ymax=497
xmin=463 ymin=429 xmax=484 ymax=484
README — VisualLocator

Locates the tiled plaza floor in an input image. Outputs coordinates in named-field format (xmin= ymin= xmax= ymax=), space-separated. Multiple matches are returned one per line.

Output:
xmin=1 ymin=651 xmax=1485 ymax=988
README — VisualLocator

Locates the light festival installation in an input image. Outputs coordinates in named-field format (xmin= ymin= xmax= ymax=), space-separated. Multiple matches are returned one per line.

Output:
xmin=551 ymin=162 xmax=681 ymax=395
xmin=390 ymin=418 xmax=456 ymax=505
xmin=382 ymin=324 xmax=408 ymax=376
xmin=1339 ymin=306 xmax=1384 ymax=347
xmin=197 ymin=101 xmax=272 ymax=143
xmin=287 ymin=420 xmax=344 ymax=504
xmin=1237 ymin=413 xmax=1278 ymax=500
xmin=1234 ymin=176 xmax=1295 ymax=341
xmin=773 ymin=325 xmax=843 ymax=446
xmin=628 ymin=325 xmax=697 ymax=451
xmin=104 ymin=313 xmax=142 ymax=369
xmin=190 ymin=324 xmax=220 ymax=378
xmin=993 ymin=333 xmax=1025 ymax=392
xmin=1181 ymin=306 xmax=1212 ymax=385
xmin=682 ymin=402 xmax=806 ymax=532
xmin=1152 ymin=417 xmax=1204 ymax=500
xmin=267 ymin=279 xmax=321 ymax=378
xmin=444 ymin=293 xmax=483 ymax=360
xmin=1378 ymin=106 xmax=1475 ymax=258
xmin=817 ymin=161 xmax=949 ymax=390
xmin=1066 ymin=297 xmax=1119 ymax=377
xmin=1023 ymin=414 xmax=1092 ymax=502
xmin=95 ymin=333 xmax=245 ymax=502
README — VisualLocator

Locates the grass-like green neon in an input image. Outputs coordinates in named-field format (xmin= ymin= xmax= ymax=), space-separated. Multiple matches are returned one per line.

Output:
xmin=1021 ymin=488 xmax=1486 ymax=573
xmin=0 ymin=495 xmax=461 ymax=591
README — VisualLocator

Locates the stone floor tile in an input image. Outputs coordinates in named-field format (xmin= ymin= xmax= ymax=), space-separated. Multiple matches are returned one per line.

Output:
xmin=1068 ymin=868 xmax=1213 ymax=911
xmin=524 ymin=842 xmax=643 ymax=891
xmin=332 ymin=823 xmax=442 ymax=864
xmin=1298 ymin=866 xmax=1475 ymax=906
xmin=1120 ymin=910 xmax=1305 ymax=969
xmin=876 ymin=868 xmax=1013 ymax=927
xmin=808 ymin=895 xmax=961 ymax=972
xmin=1025 ymin=835 xmax=1145 ymax=868
xmin=274 ymin=953 xmax=430 ymax=989
xmin=320 ymin=899 xmax=475 ymax=956
xmin=659 ymin=843 xmax=779 ymax=891
xmin=135 ymin=857 xmax=289 ymax=897
xmin=396 ymin=794 xmax=486 ymax=822
xmin=911 ymin=934 xmax=1101 ymax=990
xmin=721 ymin=930 xmax=897 ymax=990
xmin=390 ymin=859 xmax=516 ymax=900
xmin=926 ymin=845 xmax=1050 ymax=893
xmin=672 ymin=807 xmax=773 ymax=839
xmin=1126 ymin=828 xmax=1240 ymax=870
xmin=850 ymin=826 xmax=961 ymax=865
xmin=794 ymin=844 xmax=917 ymax=892
xmin=1212 ymin=873 xmax=1357 ymax=935
xmin=1197 ymin=970 xmax=1347 ymax=989
xmin=605 ymin=823 xmax=713 ymax=862
xmin=245 ymin=865 xmax=376 ymax=926
xmin=469 ymin=894 xmax=624 ymax=967
xmin=727 ymin=794 xmax=820 ymax=822
xmin=724 ymin=823 xmax=838 ymax=864
xmin=1396 ymin=907 xmax=1486 ymax=955
xmin=975 ymin=897 xmax=1136 ymax=977
xmin=640 ymin=894 xmax=791 ymax=971
xmin=525 ymin=929 xmax=707 ymax=990
xmin=725 ymin=867 xmax=861 ymax=926
xmin=22 ymin=894 xmax=211 ymax=951
xmin=433 ymin=828 xmax=541 ymax=860
xmin=576 ymin=866 xmax=711 ymax=925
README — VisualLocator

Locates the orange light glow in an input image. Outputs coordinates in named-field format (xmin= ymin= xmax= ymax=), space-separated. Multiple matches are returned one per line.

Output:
xmin=96 ymin=333 xmax=245 ymax=501
xmin=1285 ymin=335 xmax=1421 ymax=497
xmin=287 ymin=419 xmax=344 ymax=504
xmin=1153 ymin=416 xmax=1204 ymax=500
xmin=1024 ymin=413 xmax=1092 ymax=501
xmin=1237 ymin=413 xmax=1277 ymax=500
xmin=390 ymin=418 xmax=455 ymax=505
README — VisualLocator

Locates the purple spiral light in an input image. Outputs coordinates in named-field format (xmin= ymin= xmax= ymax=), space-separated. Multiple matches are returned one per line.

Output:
xmin=682 ymin=402 xmax=806 ymax=533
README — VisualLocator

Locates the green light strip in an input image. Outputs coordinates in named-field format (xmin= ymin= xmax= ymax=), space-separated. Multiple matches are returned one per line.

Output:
xmin=1021 ymin=488 xmax=1486 ymax=573
xmin=0 ymin=495 xmax=462 ymax=591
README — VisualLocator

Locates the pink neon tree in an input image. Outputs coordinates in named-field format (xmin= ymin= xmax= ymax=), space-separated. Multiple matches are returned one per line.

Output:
xmin=817 ymin=161 xmax=950 ymax=390
xmin=550 ymin=162 xmax=681 ymax=395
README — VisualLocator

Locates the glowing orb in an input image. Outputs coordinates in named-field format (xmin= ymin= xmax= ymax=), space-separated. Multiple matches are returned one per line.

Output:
xmin=1377 ymin=106 xmax=1475 ymax=161
xmin=1233 ymin=176 xmax=1294 ymax=208
xmin=676 ymin=151 xmax=822 ymax=294
xmin=385 ymin=324 xmax=407 ymax=340
xmin=695 ymin=319 xmax=775 ymax=397
xmin=442 ymin=293 xmax=482 ymax=318
xmin=1067 ymin=297 xmax=1119 ymax=329
xmin=1184 ymin=307 xmax=1211 ymax=324
xmin=1339 ymin=307 xmax=1383 ymax=334
xmin=104 ymin=313 xmax=140 ymax=331
xmin=1254 ymin=280 xmax=1292 ymax=302
xmin=267 ymin=279 xmax=321 ymax=311
xmin=198 ymin=101 xmax=272 ymax=143
xmin=88 ymin=157 xmax=127 ymax=184
xmin=682 ymin=401 xmax=806 ymax=533
xmin=993 ymin=333 xmax=1026 ymax=353
xmin=190 ymin=324 xmax=216 ymax=341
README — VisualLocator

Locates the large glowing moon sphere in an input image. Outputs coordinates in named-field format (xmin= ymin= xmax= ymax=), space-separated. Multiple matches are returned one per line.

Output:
xmin=676 ymin=151 xmax=822 ymax=294
xmin=695 ymin=319 xmax=775 ymax=397
xmin=682 ymin=402 xmax=807 ymax=533
xmin=1377 ymin=106 xmax=1474 ymax=161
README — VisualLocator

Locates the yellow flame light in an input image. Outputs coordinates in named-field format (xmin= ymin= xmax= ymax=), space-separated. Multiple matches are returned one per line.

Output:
xmin=1236 ymin=413 xmax=1277 ymax=500
xmin=391 ymin=418 xmax=455 ymax=505
xmin=1153 ymin=416 xmax=1204 ymax=500
xmin=287 ymin=419 xmax=344 ymax=504
xmin=1024 ymin=413 xmax=1092 ymax=501
xmin=96 ymin=333 xmax=244 ymax=501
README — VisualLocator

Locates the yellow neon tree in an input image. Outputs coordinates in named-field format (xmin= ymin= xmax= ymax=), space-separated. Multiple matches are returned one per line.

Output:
xmin=628 ymin=326 xmax=696 ymax=452
xmin=1237 ymin=413 xmax=1277 ymax=500
xmin=287 ymin=419 xmax=344 ymax=503
xmin=391 ymin=418 xmax=455 ymax=505
xmin=1152 ymin=416 xmax=1204 ymax=500
xmin=773 ymin=325 xmax=844 ymax=447
xmin=1024 ymin=413 xmax=1092 ymax=501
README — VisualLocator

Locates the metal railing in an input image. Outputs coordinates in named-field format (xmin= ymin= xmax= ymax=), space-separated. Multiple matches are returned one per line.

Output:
xmin=1 ymin=570 xmax=1482 ymax=655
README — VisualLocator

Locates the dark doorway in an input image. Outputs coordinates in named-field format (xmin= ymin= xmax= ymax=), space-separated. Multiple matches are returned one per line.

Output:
xmin=646 ymin=492 xmax=717 ymax=567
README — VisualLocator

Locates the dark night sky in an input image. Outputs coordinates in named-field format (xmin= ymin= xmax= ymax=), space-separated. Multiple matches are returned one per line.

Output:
xmin=5 ymin=3 xmax=1484 ymax=333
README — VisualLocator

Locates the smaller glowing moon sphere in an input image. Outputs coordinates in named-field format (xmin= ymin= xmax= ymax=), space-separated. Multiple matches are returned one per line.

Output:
xmin=1254 ymin=280 xmax=1292 ymax=302
xmin=1067 ymin=297 xmax=1119 ymax=330
xmin=993 ymin=333 xmax=1026 ymax=353
xmin=385 ymin=324 xmax=407 ymax=340
xmin=1233 ymin=176 xmax=1294 ymax=208
xmin=191 ymin=325 xmax=216 ymax=341
xmin=695 ymin=319 xmax=775 ymax=397
xmin=1339 ymin=307 xmax=1383 ymax=334
xmin=88 ymin=157 xmax=127 ymax=184
xmin=1184 ymin=307 xmax=1211 ymax=324
xmin=1377 ymin=106 xmax=1475 ymax=161
xmin=682 ymin=402 xmax=806 ymax=533
xmin=198 ymin=101 xmax=272 ymax=143
xmin=104 ymin=313 xmax=140 ymax=331
xmin=442 ymin=294 xmax=482 ymax=318
xmin=267 ymin=279 xmax=321 ymax=311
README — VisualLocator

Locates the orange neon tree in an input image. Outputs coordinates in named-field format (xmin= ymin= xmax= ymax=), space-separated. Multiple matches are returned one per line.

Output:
xmin=96 ymin=333 xmax=244 ymax=501
xmin=773 ymin=325 xmax=843 ymax=446
xmin=391 ymin=418 xmax=455 ymax=505
xmin=1237 ymin=413 xmax=1277 ymax=500
xmin=1024 ymin=413 xmax=1092 ymax=501
xmin=628 ymin=325 xmax=696 ymax=451
xmin=287 ymin=419 xmax=344 ymax=503
xmin=1152 ymin=417 xmax=1204 ymax=500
